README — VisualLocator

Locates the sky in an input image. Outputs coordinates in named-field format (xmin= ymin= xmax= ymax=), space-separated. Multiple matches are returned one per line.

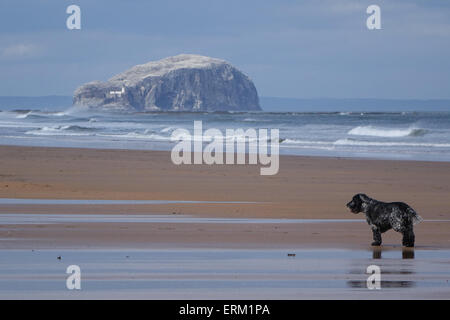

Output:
xmin=0 ymin=0 xmax=449 ymax=99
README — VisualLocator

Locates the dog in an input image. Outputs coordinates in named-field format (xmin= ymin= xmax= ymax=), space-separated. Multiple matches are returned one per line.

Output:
xmin=346 ymin=194 xmax=422 ymax=247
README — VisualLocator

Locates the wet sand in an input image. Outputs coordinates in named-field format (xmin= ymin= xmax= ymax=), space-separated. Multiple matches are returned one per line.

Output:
xmin=0 ymin=248 xmax=449 ymax=299
xmin=0 ymin=145 xmax=449 ymax=221
xmin=0 ymin=212 xmax=449 ymax=250
xmin=0 ymin=145 xmax=449 ymax=299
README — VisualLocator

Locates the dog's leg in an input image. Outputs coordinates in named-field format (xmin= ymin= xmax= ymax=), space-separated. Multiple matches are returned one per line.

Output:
xmin=402 ymin=227 xmax=415 ymax=247
xmin=371 ymin=226 xmax=382 ymax=246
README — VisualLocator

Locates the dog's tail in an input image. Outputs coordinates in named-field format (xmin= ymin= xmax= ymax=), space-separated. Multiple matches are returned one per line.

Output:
xmin=408 ymin=207 xmax=423 ymax=225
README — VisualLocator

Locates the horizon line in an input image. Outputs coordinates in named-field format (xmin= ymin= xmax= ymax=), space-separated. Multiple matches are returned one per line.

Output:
xmin=1 ymin=95 xmax=450 ymax=101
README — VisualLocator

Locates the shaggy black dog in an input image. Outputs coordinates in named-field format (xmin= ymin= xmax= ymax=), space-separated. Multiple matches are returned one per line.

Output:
xmin=346 ymin=194 xmax=422 ymax=247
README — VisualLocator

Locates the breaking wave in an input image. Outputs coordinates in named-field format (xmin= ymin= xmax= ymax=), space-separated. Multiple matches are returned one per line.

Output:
xmin=348 ymin=126 xmax=427 ymax=137
xmin=26 ymin=125 xmax=98 ymax=136
xmin=334 ymin=138 xmax=450 ymax=148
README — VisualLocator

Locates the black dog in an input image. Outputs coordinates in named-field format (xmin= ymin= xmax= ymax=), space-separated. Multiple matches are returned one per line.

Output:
xmin=346 ymin=194 xmax=422 ymax=247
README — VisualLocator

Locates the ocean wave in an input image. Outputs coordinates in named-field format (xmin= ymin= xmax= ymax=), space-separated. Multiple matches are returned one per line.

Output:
xmin=173 ymin=134 xmax=273 ymax=143
xmin=49 ymin=106 xmax=88 ymax=117
xmin=280 ymin=137 xmax=450 ymax=149
xmin=15 ymin=111 xmax=33 ymax=119
xmin=98 ymin=132 xmax=171 ymax=141
xmin=241 ymin=118 xmax=271 ymax=122
xmin=348 ymin=126 xmax=427 ymax=137
xmin=25 ymin=125 xmax=98 ymax=136
xmin=334 ymin=138 xmax=450 ymax=148
xmin=64 ymin=125 xmax=98 ymax=132
xmin=11 ymin=111 xmax=46 ymax=119
xmin=160 ymin=126 xmax=175 ymax=133
xmin=16 ymin=112 xmax=52 ymax=120
xmin=281 ymin=139 xmax=331 ymax=145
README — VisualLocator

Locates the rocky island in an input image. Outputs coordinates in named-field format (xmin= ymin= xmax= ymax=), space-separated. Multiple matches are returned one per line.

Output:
xmin=73 ymin=54 xmax=260 ymax=112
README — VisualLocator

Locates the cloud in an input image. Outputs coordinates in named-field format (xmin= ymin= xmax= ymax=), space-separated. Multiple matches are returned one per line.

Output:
xmin=1 ymin=43 xmax=41 ymax=58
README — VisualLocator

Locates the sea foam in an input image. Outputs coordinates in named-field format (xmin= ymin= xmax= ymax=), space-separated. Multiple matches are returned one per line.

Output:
xmin=348 ymin=126 xmax=427 ymax=138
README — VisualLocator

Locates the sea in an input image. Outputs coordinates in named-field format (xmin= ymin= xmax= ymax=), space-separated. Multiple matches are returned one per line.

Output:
xmin=0 ymin=107 xmax=450 ymax=161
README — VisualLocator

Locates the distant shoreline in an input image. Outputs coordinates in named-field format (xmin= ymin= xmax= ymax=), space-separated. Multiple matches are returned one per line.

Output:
xmin=1 ymin=95 xmax=450 ymax=112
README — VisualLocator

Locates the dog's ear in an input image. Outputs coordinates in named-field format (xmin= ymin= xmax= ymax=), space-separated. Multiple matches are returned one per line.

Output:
xmin=358 ymin=194 xmax=370 ymax=202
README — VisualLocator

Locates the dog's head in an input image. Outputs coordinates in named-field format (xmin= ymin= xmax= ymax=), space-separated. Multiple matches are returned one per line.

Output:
xmin=346 ymin=193 xmax=370 ymax=214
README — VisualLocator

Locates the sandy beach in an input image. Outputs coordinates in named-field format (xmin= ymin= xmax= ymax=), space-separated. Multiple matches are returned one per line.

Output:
xmin=0 ymin=145 xmax=449 ymax=299
xmin=0 ymin=145 xmax=449 ymax=249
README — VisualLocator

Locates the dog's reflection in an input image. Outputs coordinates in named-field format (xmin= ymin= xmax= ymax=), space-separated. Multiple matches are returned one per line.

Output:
xmin=402 ymin=248 xmax=415 ymax=259
xmin=372 ymin=247 xmax=382 ymax=259
xmin=347 ymin=247 xmax=416 ymax=289
xmin=371 ymin=247 xmax=415 ymax=259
